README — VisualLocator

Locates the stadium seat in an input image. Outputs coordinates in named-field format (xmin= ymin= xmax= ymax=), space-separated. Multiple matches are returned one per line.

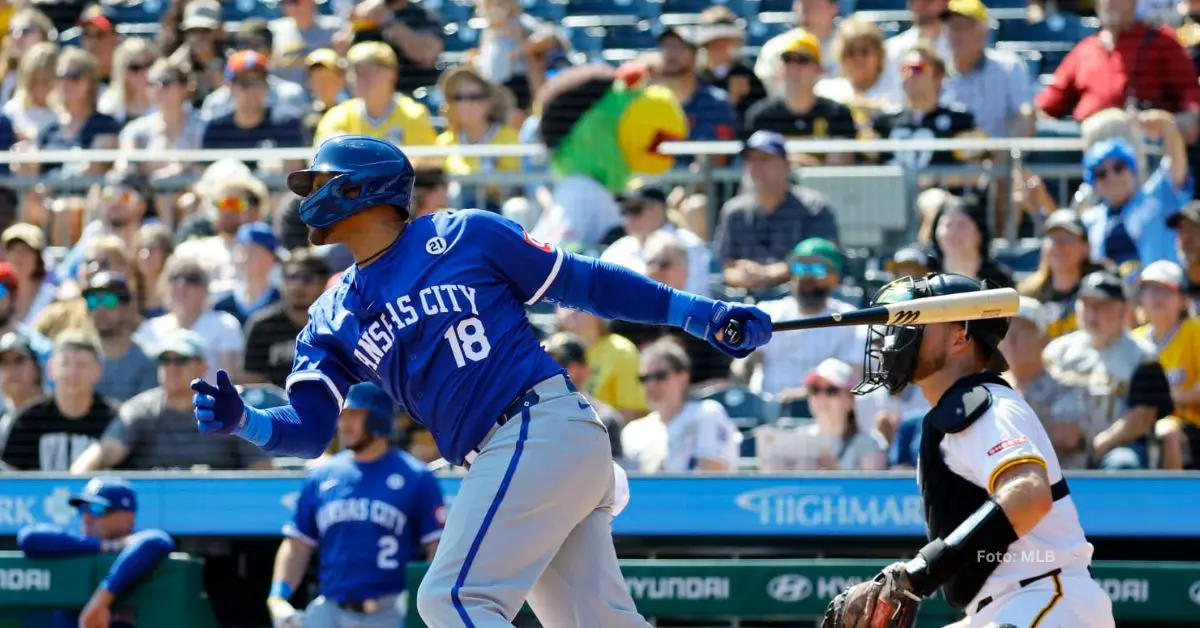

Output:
xmin=745 ymin=21 xmax=790 ymax=47
xmin=524 ymin=0 xmax=568 ymax=21
xmin=436 ymin=0 xmax=475 ymax=23
xmin=567 ymin=26 xmax=605 ymax=53
xmin=704 ymin=386 xmax=771 ymax=423
xmin=853 ymin=0 xmax=907 ymax=11
xmin=779 ymin=397 xmax=811 ymax=420
xmin=603 ymin=23 xmax=661 ymax=50
xmin=662 ymin=0 xmax=742 ymax=15
xmin=566 ymin=0 xmax=655 ymax=17
xmin=1039 ymin=48 xmax=1071 ymax=74
xmin=222 ymin=0 xmax=283 ymax=22
xmin=442 ymin=24 xmax=480 ymax=53
xmin=997 ymin=13 xmax=1096 ymax=42
xmin=747 ymin=0 xmax=792 ymax=12
xmin=105 ymin=0 xmax=164 ymax=25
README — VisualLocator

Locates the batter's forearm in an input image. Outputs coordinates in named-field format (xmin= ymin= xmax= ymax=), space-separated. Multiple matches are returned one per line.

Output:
xmin=241 ymin=384 xmax=339 ymax=459
xmin=548 ymin=252 xmax=709 ymax=327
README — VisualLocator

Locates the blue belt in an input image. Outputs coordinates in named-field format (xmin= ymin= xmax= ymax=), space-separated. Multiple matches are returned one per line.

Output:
xmin=464 ymin=376 xmax=577 ymax=466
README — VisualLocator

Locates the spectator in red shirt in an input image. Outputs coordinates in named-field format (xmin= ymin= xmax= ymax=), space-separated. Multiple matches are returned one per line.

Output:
xmin=1035 ymin=0 xmax=1200 ymax=125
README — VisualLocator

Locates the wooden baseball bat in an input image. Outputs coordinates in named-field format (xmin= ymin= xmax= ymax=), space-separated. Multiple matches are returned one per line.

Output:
xmin=721 ymin=288 xmax=1020 ymax=345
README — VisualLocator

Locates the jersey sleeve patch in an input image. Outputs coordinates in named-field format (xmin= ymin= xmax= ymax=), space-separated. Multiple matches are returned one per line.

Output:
xmin=524 ymin=231 xmax=552 ymax=252
xmin=986 ymin=435 xmax=1030 ymax=457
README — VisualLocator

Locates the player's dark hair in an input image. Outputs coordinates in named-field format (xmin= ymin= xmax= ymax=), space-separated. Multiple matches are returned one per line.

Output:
xmin=285 ymin=247 xmax=332 ymax=278
xmin=641 ymin=337 xmax=691 ymax=375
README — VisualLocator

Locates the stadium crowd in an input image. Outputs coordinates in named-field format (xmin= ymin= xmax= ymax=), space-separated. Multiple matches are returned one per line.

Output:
xmin=0 ymin=0 xmax=1197 ymax=475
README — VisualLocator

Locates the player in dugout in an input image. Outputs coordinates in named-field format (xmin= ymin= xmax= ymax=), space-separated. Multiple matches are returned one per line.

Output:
xmin=17 ymin=476 xmax=175 ymax=628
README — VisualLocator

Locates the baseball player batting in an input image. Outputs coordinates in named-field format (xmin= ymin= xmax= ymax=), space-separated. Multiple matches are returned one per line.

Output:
xmin=191 ymin=135 xmax=772 ymax=627
xmin=267 ymin=382 xmax=444 ymax=627
xmin=823 ymin=273 xmax=1115 ymax=628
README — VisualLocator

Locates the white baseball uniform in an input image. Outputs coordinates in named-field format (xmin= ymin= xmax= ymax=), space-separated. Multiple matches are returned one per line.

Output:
xmin=939 ymin=384 xmax=1115 ymax=628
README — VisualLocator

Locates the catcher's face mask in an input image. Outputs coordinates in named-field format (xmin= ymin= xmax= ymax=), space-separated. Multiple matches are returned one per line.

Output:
xmin=853 ymin=276 xmax=931 ymax=396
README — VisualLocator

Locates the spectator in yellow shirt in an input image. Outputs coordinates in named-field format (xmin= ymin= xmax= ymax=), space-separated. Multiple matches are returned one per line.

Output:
xmin=1133 ymin=260 xmax=1200 ymax=469
xmin=435 ymin=66 xmax=520 ymax=211
xmin=555 ymin=307 xmax=647 ymax=422
xmin=314 ymin=41 xmax=437 ymax=150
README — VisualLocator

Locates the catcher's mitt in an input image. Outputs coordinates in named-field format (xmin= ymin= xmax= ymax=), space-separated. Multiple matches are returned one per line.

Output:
xmin=822 ymin=563 xmax=921 ymax=628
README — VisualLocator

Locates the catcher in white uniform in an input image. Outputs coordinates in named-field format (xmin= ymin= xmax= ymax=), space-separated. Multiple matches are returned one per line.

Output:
xmin=824 ymin=274 xmax=1116 ymax=628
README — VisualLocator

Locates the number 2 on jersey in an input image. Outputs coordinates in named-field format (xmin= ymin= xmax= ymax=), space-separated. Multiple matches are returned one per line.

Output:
xmin=378 ymin=536 xmax=399 ymax=570
xmin=444 ymin=317 xmax=492 ymax=367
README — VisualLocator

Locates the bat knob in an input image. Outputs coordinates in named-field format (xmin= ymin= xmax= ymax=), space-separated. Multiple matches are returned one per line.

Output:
xmin=721 ymin=320 xmax=743 ymax=346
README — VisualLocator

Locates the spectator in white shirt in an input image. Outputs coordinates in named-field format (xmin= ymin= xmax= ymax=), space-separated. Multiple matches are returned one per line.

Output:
xmin=736 ymin=237 xmax=863 ymax=396
xmin=600 ymin=185 xmax=711 ymax=296
xmin=622 ymin=339 xmax=741 ymax=472
xmin=3 ymin=42 xmax=58 ymax=141
xmin=134 ymin=258 xmax=244 ymax=382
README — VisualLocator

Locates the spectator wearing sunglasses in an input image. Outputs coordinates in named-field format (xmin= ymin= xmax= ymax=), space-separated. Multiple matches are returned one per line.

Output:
xmin=72 ymin=330 xmax=273 ymax=472
xmin=601 ymin=185 xmax=712 ymax=297
xmin=30 ymin=47 xmax=120 ymax=177
xmin=84 ymin=272 xmax=157 ymax=404
xmin=119 ymin=58 xmax=207 ymax=179
xmin=0 ymin=8 xmax=54 ymax=106
xmin=866 ymin=45 xmax=984 ymax=173
xmin=174 ymin=175 xmax=271 ymax=295
xmin=736 ymin=238 xmax=863 ymax=397
xmin=98 ymin=37 xmax=160 ymax=128
xmin=165 ymin=0 xmax=227 ymax=107
xmin=17 ymin=477 xmax=175 ymax=628
xmin=744 ymin=32 xmax=857 ymax=166
xmin=436 ymin=66 xmax=521 ymax=212
xmin=0 ymin=332 xmax=46 ymax=462
xmin=1079 ymin=111 xmax=1191 ymax=269
xmin=757 ymin=358 xmax=886 ymax=471
xmin=135 ymin=258 xmax=244 ymax=383
xmin=622 ymin=338 xmax=741 ymax=473
xmin=243 ymin=249 xmax=330 ymax=388
xmin=213 ymin=223 xmax=284 ymax=326
xmin=1 ymin=330 xmax=116 ymax=471
xmin=200 ymin=50 xmax=307 ymax=172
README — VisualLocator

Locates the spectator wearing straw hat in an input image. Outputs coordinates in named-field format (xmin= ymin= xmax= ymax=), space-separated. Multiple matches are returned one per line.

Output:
xmin=1000 ymin=297 xmax=1098 ymax=470
xmin=1132 ymin=260 xmax=1200 ymax=469
xmin=696 ymin=6 xmax=766 ymax=119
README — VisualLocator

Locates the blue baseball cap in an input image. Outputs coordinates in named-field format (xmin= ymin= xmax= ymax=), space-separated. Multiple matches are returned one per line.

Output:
xmin=69 ymin=476 xmax=137 ymax=513
xmin=743 ymin=130 xmax=787 ymax=159
xmin=236 ymin=222 xmax=286 ymax=259
xmin=1082 ymin=137 xmax=1137 ymax=186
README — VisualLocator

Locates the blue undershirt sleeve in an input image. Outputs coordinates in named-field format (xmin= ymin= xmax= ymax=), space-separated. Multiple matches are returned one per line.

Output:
xmin=241 ymin=382 xmax=341 ymax=459
xmin=100 ymin=530 xmax=175 ymax=597
xmin=17 ymin=524 xmax=102 ymax=557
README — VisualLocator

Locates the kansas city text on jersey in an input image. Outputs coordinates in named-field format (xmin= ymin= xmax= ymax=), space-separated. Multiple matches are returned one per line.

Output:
xmin=315 ymin=497 xmax=410 ymax=537
xmin=351 ymin=284 xmax=480 ymax=371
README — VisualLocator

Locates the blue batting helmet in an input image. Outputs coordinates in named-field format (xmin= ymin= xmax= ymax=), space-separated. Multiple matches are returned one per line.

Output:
xmin=286 ymin=135 xmax=415 ymax=229
xmin=344 ymin=382 xmax=396 ymax=437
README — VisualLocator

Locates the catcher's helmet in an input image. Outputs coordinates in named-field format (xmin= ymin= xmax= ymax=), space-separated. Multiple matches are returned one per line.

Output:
xmin=344 ymin=382 xmax=396 ymax=437
xmin=286 ymin=135 xmax=415 ymax=229
xmin=854 ymin=273 xmax=1010 ymax=395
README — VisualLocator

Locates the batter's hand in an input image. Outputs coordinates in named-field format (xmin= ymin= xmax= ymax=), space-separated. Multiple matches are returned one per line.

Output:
xmin=682 ymin=300 xmax=771 ymax=359
xmin=192 ymin=370 xmax=247 ymax=435
xmin=267 ymin=596 xmax=303 ymax=628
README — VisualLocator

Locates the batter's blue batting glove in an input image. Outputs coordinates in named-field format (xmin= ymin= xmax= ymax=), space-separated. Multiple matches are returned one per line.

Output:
xmin=191 ymin=370 xmax=246 ymax=435
xmin=681 ymin=299 xmax=773 ymax=359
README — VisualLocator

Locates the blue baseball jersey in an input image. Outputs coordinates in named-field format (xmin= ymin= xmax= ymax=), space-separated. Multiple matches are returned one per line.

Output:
xmin=283 ymin=450 xmax=444 ymax=601
xmin=287 ymin=210 xmax=566 ymax=464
